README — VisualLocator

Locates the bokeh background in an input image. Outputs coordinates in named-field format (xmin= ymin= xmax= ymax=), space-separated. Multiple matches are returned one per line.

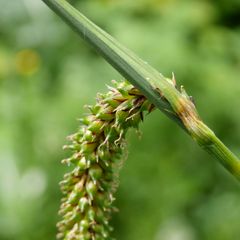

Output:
xmin=0 ymin=0 xmax=240 ymax=239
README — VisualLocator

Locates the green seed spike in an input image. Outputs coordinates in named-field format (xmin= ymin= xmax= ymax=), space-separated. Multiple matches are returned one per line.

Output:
xmin=56 ymin=80 xmax=153 ymax=239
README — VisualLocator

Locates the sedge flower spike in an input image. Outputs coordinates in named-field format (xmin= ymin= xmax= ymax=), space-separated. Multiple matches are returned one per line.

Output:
xmin=57 ymin=80 xmax=154 ymax=240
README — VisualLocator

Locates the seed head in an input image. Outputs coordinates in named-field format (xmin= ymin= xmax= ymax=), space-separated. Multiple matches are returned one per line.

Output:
xmin=57 ymin=80 xmax=154 ymax=239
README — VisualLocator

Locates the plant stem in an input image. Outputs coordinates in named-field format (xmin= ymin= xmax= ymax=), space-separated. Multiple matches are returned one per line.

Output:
xmin=41 ymin=0 xmax=240 ymax=181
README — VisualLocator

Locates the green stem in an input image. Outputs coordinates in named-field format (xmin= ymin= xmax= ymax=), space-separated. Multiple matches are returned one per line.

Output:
xmin=41 ymin=0 xmax=240 ymax=181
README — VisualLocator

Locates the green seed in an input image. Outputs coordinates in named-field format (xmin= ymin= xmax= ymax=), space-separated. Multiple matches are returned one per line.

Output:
xmin=88 ymin=120 xmax=104 ymax=134
xmin=94 ymin=234 xmax=105 ymax=240
xmin=95 ymin=207 xmax=105 ymax=223
xmin=79 ymin=197 xmax=89 ymax=212
xmin=80 ymin=115 xmax=96 ymax=125
xmin=104 ymin=126 xmax=119 ymax=143
xmin=115 ymin=110 xmax=129 ymax=124
xmin=79 ymin=219 xmax=89 ymax=232
xmin=84 ymin=129 xmax=95 ymax=142
xmin=97 ymin=148 xmax=112 ymax=161
xmin=58 ymin=80 xmax=151 ymax=239
xmin=86 ymin=181 xmax=98 ymax=200
xmin=89 ymin=164 xmax=103 ymax=181
xmin=87 ymin=208 xmax=95 ymax=221
xmin=68 ymin=191 xmax=80 ymax=204
xmin=81 ymin=142 xmax=97 ymax=154
xmin=105 ymin=98 xmax=120 ymax=108
xmin=89 ymin=104 xmax=101 ymax=115
xmin=78 ymin=157 xmax=88 ymax=170
xmin=97 ymin=112 xmax=114 ymax=121
xmin=79 ymin=232 xmax=91 ymax=240
xmin=92 ymin=224 xmax=104 ymax=234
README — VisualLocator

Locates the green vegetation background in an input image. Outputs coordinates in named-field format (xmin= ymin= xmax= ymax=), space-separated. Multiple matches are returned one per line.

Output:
xmin=0 ymin=0 xmax=240 ymax=239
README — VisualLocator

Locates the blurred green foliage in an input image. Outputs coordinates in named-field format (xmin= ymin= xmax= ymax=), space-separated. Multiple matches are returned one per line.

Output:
xmin=0 ymin=0 xmax=240 ymax=239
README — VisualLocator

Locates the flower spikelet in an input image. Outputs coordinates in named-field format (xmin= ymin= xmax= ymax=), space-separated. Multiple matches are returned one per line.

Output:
xmin=57 ymin=80 xmax=154 ymax=240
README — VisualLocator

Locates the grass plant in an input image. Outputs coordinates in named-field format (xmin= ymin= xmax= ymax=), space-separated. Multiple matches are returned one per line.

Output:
xmin=41 ymin=0 xmax=240 ymax=239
